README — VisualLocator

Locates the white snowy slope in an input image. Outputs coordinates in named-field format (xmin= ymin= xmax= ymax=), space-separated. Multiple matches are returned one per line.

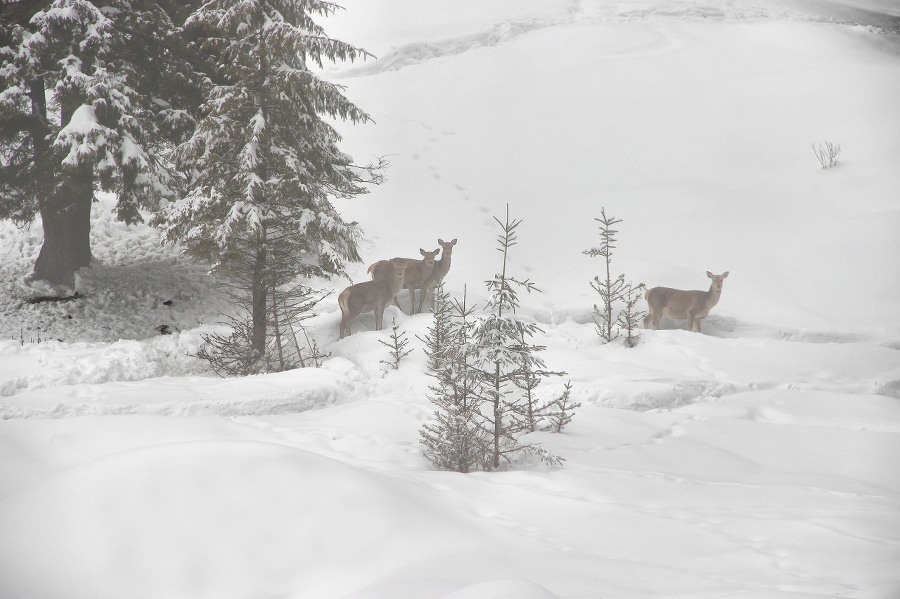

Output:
xmin=1 ymin=2 xmax=899 ymax=599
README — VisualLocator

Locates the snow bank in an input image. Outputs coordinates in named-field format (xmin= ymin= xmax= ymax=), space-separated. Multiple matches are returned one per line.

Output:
xmin=0 ymin=441 xmax=485 ymax=599
xmin=0 ymin=332 xmax=211 ymax=397
xmin=440 ymin=579 xmax=559 ymax=599
xmin=0 ymin=356 xmax=362 ymax=419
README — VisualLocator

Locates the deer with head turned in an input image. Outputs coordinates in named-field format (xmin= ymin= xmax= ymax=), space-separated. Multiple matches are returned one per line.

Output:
xmin=368 ymin=248 xmax=439 ymax=315
xmin=417 ymin=238 xmax=457 ymax=313
xmin=339 ymin=259 xmax=409 ymax=338
xmin=644 ymin=271 xmax=729 ymax=333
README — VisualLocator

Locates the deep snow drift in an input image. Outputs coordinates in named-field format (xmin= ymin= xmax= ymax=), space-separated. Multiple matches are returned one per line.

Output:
xmin=2 ymin=1 xmax=899 ymax=598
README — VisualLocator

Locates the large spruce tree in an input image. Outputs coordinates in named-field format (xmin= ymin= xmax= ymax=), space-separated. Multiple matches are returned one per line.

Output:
xmin=0 ymin=0 xmax=198 ymax=287
xmin=156 ymin=0 xmax=378 ymax=364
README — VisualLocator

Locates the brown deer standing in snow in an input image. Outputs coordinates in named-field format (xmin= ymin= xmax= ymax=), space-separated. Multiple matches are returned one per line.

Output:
xmin=417 ymin=238 xmax=457 ymax=313
xmin=644 ymin=271 xmax=729 ymax=333
xmin=339 ymin=259 xmax=409 ymax=338
xmin=368 ymin=248 xmax=439 ymax=315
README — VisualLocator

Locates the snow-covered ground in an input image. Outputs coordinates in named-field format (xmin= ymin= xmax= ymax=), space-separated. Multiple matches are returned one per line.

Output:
xmin=2 ymin=1 xmax=900 ymax=598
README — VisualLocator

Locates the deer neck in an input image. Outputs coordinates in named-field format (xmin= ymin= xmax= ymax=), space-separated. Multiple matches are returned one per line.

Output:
xmin=390 ymin=273 xmax=406 ymax=294
xmin=438 ymin=250 xmax=452 ymax=276
xmin=705 ymin=282 xmax=722 ymax=307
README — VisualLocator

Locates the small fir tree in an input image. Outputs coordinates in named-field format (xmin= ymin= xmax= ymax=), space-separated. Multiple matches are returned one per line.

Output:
xmin=379 ymin=318 xmax=412 ymax=374
xmin=585 ymin=207 xmax=645 ymax=347
xmin=617 ymin=282 xmax=647 ymax=348
xmin=584 ymin=208 xmax=626 ymax=342
xmin=420 ymin=283 xmax=455 ymax=373
xmin=420 ymin=212 xmax=567 ymax=471
xmin=511 ymin=329 xmax=566 ymax=433
xmin=470 ymin=206 xmax=560 ymax=469
xmin=420 ymin=285 xmax=492 ymax=473
xmin=543 ymin=381 xmax=580 ymax=433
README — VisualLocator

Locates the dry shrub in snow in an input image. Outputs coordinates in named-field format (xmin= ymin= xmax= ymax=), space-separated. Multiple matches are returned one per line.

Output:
xmin=811 ymin=140 xmax=841 ymax=169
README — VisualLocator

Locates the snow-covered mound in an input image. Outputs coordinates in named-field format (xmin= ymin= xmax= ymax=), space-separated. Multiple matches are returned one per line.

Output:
xmin=0 ymin=439 xmax=485 ymax=599
xmin=1 ymin=1 xmax=899 ymax=598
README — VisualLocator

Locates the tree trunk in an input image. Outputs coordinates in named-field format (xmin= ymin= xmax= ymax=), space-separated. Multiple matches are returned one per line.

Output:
xmin=250 ymin=245 xmax=268 ymax=359
xmin=30 ymin=82 xmax=93 ymax=289
xmin=493 ymin=362 xmax=502 ymax=469
xmin=32 ymin=165 xmax=94 ymax=288
xmin=270 ymin=278 xmax=285 ymax=370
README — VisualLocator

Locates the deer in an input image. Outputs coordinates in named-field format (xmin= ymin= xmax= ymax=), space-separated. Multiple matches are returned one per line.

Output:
xmin=368 ymin=248 xmax=439 ymax=315
xmin=417 ymin=238 xmax=457 ymax=313
xmin=338 ymin=259 xmax=409 ymax=338
xmin=643 ymin=271 xmax=729 ymax=333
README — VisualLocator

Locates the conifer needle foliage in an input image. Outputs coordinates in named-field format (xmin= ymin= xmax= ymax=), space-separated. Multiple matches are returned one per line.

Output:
xmin=379 ymin=318 xmax=412 ymax=374
xmin=154 ymin=0 xmax=385 ymax=371
xmin=1 ymin=0 xmax=201 ymax=285
xmin=585 ymin=207 xmax=645 ymax=347
xmin=420 ymin=284 xmax=493 ymax=473
xmin=421 ymin=208 xmax=569 ymax=472
xmin=157 ymin=0 xmax=379 ymax=279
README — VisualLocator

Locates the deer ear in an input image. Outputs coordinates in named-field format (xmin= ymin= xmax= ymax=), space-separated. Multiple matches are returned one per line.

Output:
xmin=419 ymin=248 xmax=427 ymax=256
xmin=707 ymin=271 xmax=713 ymax=278
xmin=722 ymin=271 xmax=729 ymax=278
xmin=451 ymin=238 xmax=457 ymax=245
xmin=438 ymin=238 xmax=444 ymax=245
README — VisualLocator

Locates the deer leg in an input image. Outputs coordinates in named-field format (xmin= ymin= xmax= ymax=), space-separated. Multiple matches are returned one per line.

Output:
xmin=417 ymin=286 xmax=428 ymax=314
xmin=643 ymin=309 xmax=654 ymax=330
xmin=686 ymin=311 xmax=697 ymax=332
xmin=375 ymin=305 xmax=384 ymax=331
xmin=420 ymin=284 xmax=434 ymax=313
xmin=340 ymin=309 xmax=356 ymax=339
xmin=408 ymin=288 xmax=417 ymax=314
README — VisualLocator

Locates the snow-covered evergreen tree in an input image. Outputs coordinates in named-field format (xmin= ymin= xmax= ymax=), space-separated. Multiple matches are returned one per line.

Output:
xmin=379 ymin=318 xmax=412 ymax=374
xmin=542 ymin=381 xmax=580 ymax=433
xmin=198 ymin=234 xmax=326 ymax=376
xmin=584 ymin=207 xmax=626 ymax=343
xmin=155 ymin=0 xmax=382 ymax=364
xmin=511 ymin=340 xmax=566 ymax=433
xmin=471 ymin=206 xmax=559 ymax=469
xmin=617 ymin=282 xmax=647 ymax=348
xmin=585 ymin=207 xmax=645 ymax=347
xmin=420 ymin=284 xmax=492 ymax=473
xmin=1 ymin=0 xmax=196 ymax=286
